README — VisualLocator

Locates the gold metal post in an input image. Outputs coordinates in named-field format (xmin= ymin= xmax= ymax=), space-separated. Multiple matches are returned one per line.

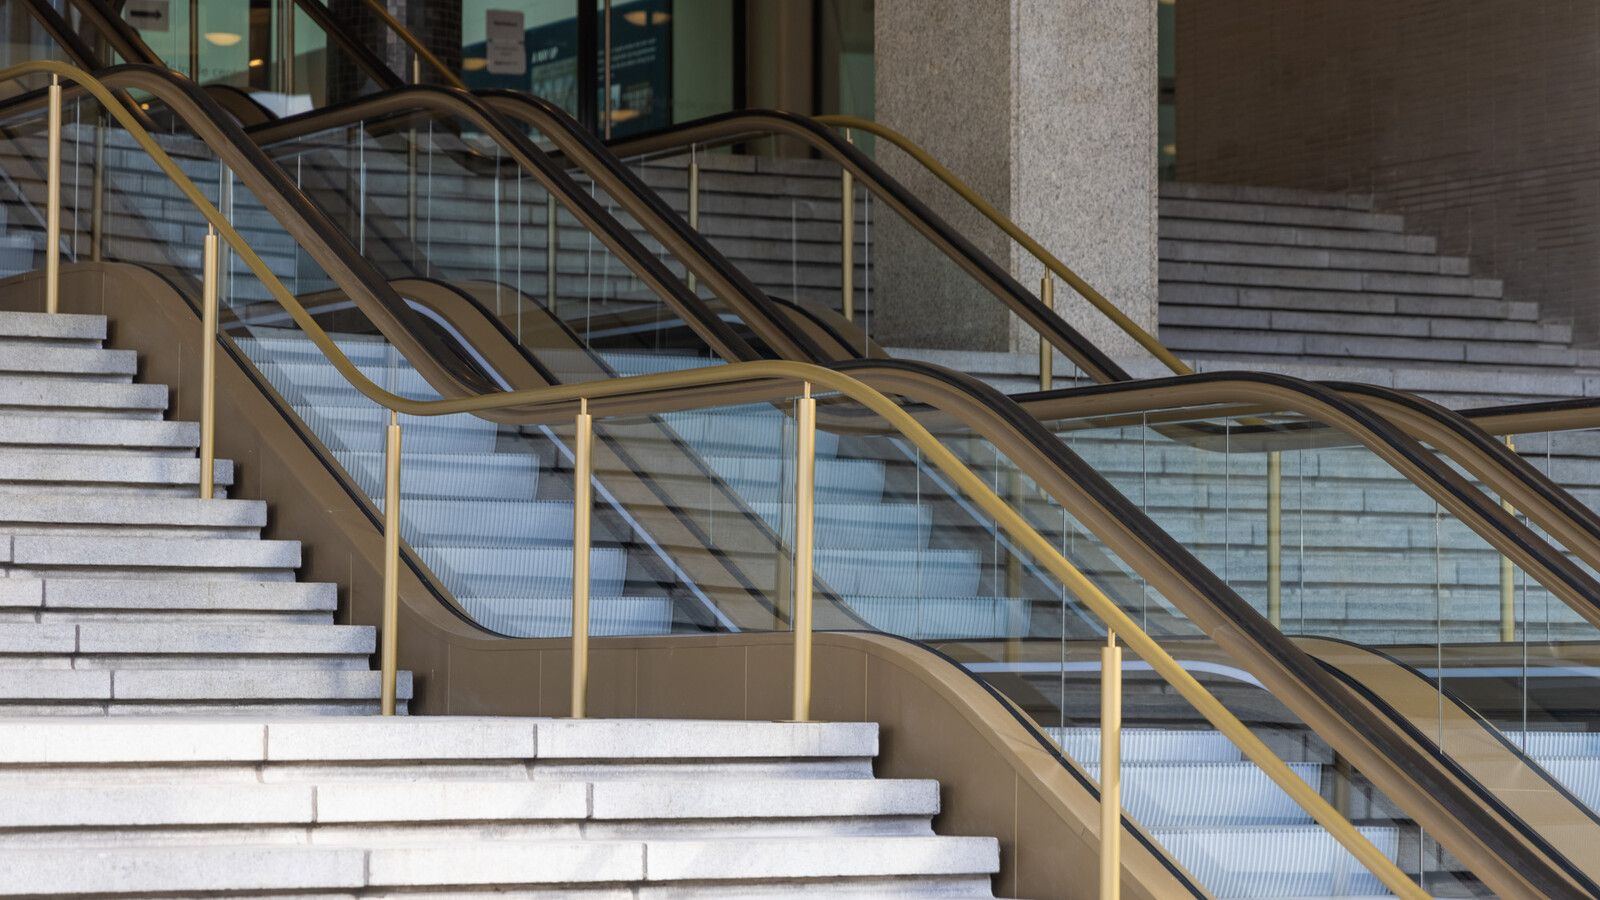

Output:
xmin=188 ymin=0 xmax=199 ymax=80
xmin=571 ymin=399 xmax=593 ymax=718
xmin=686 ymin=150 xmax=700 ymax=293
xmin=1500 ymin=437 xmax=1517 ymax=642
xmin=45 ymin=74 xmax=61 ymax=314
xmin=379 ymin=410 xmax=402 ymax=715
xmin=792 ymin=384 xmax=817 ymax=722
xmin=198 ymin=227 xmax=218 ymax=500
xmin=546 ymin=193 xmax=558 ymax=308
xmin=1101 ymin=630 xmax=1122 ymax=900
xmin=90 ymin=115 xmax=104 ymax=263
xmin=841 ymin=131 xmax=854 ymax=322
xmin=1267 ymin=450 xmax=1282 ymax=626
xmin=1039 ymin=276 xmax=1054 ymax=391
xmin=407 ymin=57 xmax=419 ymax=249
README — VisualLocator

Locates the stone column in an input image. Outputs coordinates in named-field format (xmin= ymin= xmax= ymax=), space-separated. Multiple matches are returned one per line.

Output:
xmin=873 ymin=0 xmax=1157 ymax=365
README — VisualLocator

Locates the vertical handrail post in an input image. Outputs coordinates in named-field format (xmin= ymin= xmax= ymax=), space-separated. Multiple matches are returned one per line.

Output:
xmin=198 ymin=227 xmax=218 ymax=500
xmin=407 ymin=59 xmax=419 ymax=250
xmin=792 ymin=384 xmax=817 ymax=722
xmin=1039 ymin=276 xmax=1054 ymax=391
xmin=379 ymin=410 xmax=402 ymax=715
xmin=841 ymin=131 xmax=855 ymax=322
xmin=602 ymin=0 xmax=613 ymax=140
xmin=90 ymin=114 xmax=105 ymax=263
xmin=1101 ymin=629 xmax=1122 ymax=900
xmin=188 ymin=0 xmax=199 ymax=80
xmin=45 ymin=74 xmax=61 ymax=314
xmin=1267 ymin=450 xmax=1282 ymax=626
xmin=571 ymin=399 xmax=593 ymax=718
xmin=686 ymin=146 xmax=700 ymax=293
xmin=1500 ymin=437 xmax=1517 ymax=642
xmin=546 ymin=193 xmax=558 ymax=309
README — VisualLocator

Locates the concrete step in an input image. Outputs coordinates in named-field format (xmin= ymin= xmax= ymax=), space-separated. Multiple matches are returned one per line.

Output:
xmin=0 ymin=622 xmax=372 ymax=669
xmin=1159 ymin=282 xmax=1539 ymax=323
xmin=0 ymin=669 xmax=410 ymax=714
xmin=1159 ymin=216 xmax=1436 ymax=255
xmin=0 ymin=836 xmax=998 ymax=896
xmin=0 ymin=493 xmax=265 ymax=538
xmin=0 ymin=777 xmax=937 ymax=837
xmin=1161 ymin=260 xmax=1502 ymax=299
xmin=1159 ymin=197 xmax=1404 ymax=233
xmin=0 ymin=578 xmax=336 ymax=624
xmin=0 ymin=376 xmax=167 ymax=418
xmin=0 ymin=343 xmax=136 ymax=381
xmin=1160 ymin=326 xmax=1585 ymax=371
xmin=0 ymin=415 xmax=200 ymax=455
xmin=1159 ymin=181 xmax=1377 ymax=211
xmin=0 ymin=310 xmax=107 ymax=345
xmin=0 ymin=534 xmax=299 ymax=581
xmin=0 ymin=451 xmax=230 ymax=496
xmin=1159 ymin=308 xmax=1578 ymax=355
xmin=0 ymin=718 xmax=876 ymax=767
xmin=1161 ymin=238 xmax=1469 ymax=276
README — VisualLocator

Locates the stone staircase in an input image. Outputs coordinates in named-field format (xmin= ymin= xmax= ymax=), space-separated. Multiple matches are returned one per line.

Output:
xmin=0 ymin=309 xmax=410 ymax=714
xmin=1159 ymin=182 xmax=1599 ymax=407
xmin=0 ymin=306 xmax=1008 ymax=897
xmin=0 ymin=717 xmax=1003 ymax=898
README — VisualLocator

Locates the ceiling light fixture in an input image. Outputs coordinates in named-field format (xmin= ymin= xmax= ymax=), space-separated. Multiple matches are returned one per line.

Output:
xmin=204 ymin=32 xmax=242 ymax=46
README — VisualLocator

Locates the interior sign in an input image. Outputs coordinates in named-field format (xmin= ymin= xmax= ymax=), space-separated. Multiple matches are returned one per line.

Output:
xmin=486 ymin=10 xmax=527 ymax=76
xmin=124 ymin=0 xmax=170 ymax=32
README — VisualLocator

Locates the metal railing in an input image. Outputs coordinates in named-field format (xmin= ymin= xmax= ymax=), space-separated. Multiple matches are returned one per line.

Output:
xmin=11 ymin=60 xmax=1433 ymax=900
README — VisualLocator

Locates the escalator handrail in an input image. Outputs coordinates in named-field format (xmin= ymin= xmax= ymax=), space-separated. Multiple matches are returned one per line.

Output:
xmin=319 ymin=263 xmax=1595 ymax=897
xmin=1463 ymin=394 xmax=1600 ymax=436
xmin=0 ymin=64 xmax=1430 ymax=895
xmin=15 ymin=0 xmax=159 ymax=132
xmin=0 ymin=60 xmax=506 ymax=400
xmin=0 ymin=65 xmax=765 ymax=369
xmin=604 ymin=109 xmax=1135 ymax=385
xmin=814 ymin=113 xmax=1192 ymax=377
xmin=1007 ymin=374 xmax=1600 ymax=610
xmin=10 ymin=58 xmax=1589 ymax=898
xmin=247 ymin=84 xmax=832 ymax=365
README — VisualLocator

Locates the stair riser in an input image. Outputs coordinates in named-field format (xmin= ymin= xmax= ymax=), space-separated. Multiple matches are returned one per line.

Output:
xmin=0 ymin=654 xmax=371 ymax=671
xmin=0 ymin=816 xmax=935 ymax=850
xmin=0 ymin=701 xmax=407 ymax=716
xmin=6 ymin=611 xmax=334 ymax=626
xmin=0 ymin=525 xmax=259 ymax=539
xmin=0 ymin=405 xmax=164 ymax=420
xmin=3 ymin=567 xmax=296 ymax=582
xmin=0 ymin=484 xmax=229 ymax=497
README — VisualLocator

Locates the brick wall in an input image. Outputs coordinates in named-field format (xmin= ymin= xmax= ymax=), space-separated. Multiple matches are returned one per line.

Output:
xmin=1176 ymin=0 xmax=1600 ymax=342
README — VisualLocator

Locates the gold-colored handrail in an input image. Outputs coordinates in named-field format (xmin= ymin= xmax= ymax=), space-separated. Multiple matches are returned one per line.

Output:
xmin=815 ymin=114 xmax=1193 ymax=378
xmin=11 ymin=60 xmax=1424 ymax=898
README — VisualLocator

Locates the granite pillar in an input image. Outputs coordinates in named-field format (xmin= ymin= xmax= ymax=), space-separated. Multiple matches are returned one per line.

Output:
xmin=873 ymin=0 xmax=1157 ymax=365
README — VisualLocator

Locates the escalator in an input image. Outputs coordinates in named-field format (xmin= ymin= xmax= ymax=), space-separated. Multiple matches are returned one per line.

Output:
xmin=8 ymin=13 xmax=1600 ymax=898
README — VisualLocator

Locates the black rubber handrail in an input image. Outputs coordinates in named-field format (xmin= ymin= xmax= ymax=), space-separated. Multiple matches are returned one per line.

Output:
xmin=602 ymin=109 xmax=1133 ymax=384
xmin=245 ymin=85 xmax=824 ymax=365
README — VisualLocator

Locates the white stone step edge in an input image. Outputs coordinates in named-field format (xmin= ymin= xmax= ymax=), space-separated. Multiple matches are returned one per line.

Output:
xmin=0 ymin=718 xmax=878 ymax=764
